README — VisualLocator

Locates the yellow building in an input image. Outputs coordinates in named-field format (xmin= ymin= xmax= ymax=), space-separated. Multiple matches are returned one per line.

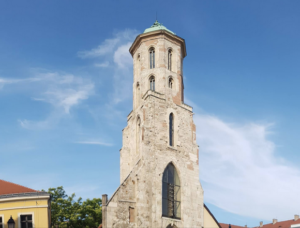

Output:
xmin=204 ymin=204 xmax=222 ymax=228
xmin=0 ymin=179 xmax=51 ymax=228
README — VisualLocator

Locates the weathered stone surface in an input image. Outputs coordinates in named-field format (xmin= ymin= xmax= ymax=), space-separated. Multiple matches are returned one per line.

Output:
xmin=103 ymin=29 xmax=204 ymax=228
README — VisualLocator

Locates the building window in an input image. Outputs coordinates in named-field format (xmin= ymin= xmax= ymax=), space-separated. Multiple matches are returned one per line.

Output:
xmin=168 ymin=49 xmax=172 ymax=71
xmin=162 ymin=163 xmax=181 ymax=219
xmin=136 ymin=82 xmax=140 ymax=107
xmin=0 ymin=216 xmax=3 ymax=228
xmin=168 ymin=77 xmax=173 ymax=89
xmin=149 ymin=48 xmax=155 ymax=69
xmin=21 ymin=215 xmax=33 ymax=228
xmin=150 ymin=76 xmax=155 ymax=91
xmin=169 ymin=113 xmax=174 ymax=146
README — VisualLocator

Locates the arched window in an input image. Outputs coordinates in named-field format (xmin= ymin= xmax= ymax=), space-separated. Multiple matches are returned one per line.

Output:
xmin=169 ymin=113 xmax=174 ymax=146
xmin=168 ymin=49 xmax=172 ymax=71
xmin=149 ymin=48 xmax=155 ymax=69
xmin=150 ymin=76 xmax=155 ymax=91
xmin=162 ymin=163 xmax=181 ymax=219
xmin=168 ymin=77 xmax=173 ymax=89
xmin=136 ymin=82 xmax=140 ymax=107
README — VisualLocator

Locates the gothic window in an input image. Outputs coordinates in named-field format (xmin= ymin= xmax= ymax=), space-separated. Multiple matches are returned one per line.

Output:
xmin=162 ymin=163 xmax=181 ymax=219
xmin=149 ymin=47 xmax=155 ymax=69
xmin=168 ymin=49 xmax=172 ymax=71
xmin=150 ymin=76 xmax=155 ymax=91
xmin=21 ymin=215 xmax=33 ymax=228
xmin=136 ymin=82 xmax=140 ymax=107
xmin=169 ymin=113 xmax=174 ymax=146
xmin=168 ymin=77 xmax=173 ymax=89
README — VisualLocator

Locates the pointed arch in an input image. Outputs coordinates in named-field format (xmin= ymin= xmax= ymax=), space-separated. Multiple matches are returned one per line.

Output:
xmin=149 ymin=75 xmax=155 ymax=91
xmin=162 ymin=163 xmax=181 ymax=219
xmin=168 ymin=48 xmax=172 ymax=71
xmin=136 ymin=82 xmax=141 ymax=107
xmin=168 ymin=76 xmax=174 ymax=89
xmin=149 ymin=47 xmax=155 ymax=69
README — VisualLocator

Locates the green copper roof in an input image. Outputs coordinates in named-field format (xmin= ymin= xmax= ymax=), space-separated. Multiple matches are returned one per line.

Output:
xmin=143 ymin=20 xmax=175 ymax=35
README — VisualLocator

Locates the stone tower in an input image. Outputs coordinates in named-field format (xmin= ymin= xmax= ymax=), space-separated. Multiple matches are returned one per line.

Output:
xmin=102 ymin=21 xmax=204 ymax=228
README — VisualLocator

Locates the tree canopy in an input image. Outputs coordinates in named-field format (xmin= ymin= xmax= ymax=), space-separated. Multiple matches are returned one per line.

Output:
xmin=44 ymin=186 xmax=102 ymax=228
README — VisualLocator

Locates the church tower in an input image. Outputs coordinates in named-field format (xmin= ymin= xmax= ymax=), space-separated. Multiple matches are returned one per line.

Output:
xmin=102 ymin=21 xmax=204 ymax=228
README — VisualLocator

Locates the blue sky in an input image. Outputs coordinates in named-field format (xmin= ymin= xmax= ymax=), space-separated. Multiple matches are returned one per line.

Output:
xmin=0 ymin=0 xmax=300 ymax=226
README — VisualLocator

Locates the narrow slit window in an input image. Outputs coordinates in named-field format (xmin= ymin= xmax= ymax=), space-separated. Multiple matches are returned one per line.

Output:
xmin=168 ymin=49 xmax=172 ymax=71
xmin=149 ymin=48 xmax=155 ymax=69
xmin=169 ymin=113 xmax=174 ymax=146
xmin=150 ymin=76 xmax=155 ymax=91
xmin=169 ymin=78 xmax=173 ymax=89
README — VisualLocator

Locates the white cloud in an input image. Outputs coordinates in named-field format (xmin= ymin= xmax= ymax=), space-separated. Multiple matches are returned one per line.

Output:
xmin=78 ymin=38 xmax=119 ymax=58
xmin=75 ymin=140 xmax=113 ymax=146
xmin=0 ymin=77 xmax=42 ymax=89
xmin=3 ymin=72 xmax=94 ymax=114
xmin=94 ymin=61 xmax=110 ymax=68
xmin=78 ymin=29 xmax=138 ymax=105
xmin=113 ymin=42 xmax=133 ymax=69
xmin=42 ymin=83 xmax=94 ymax=114
xmin=1 ymin=71 xmax=95 ymax=129
xmin=77 ymin=29 xmax=138 ymax=59
xmin=195 ymin=113 xmax=300 ymax=221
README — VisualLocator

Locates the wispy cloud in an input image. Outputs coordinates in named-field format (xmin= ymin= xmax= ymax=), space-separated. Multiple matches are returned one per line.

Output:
xmin=195 ymin=111 xmax=300 ymax=221
xmin=78 ymin=29 xmax=138 ymax=105
xmin=94 ymin=61 xmax=109 ymax=68
xmin=77 ymin=30 xmax=137 ymax=59
xmin=75 ymin=141 xmax=113 ymax=146
xmin=1 ymin=71 xmax=95 ymax=129
xmin=0 ymin=77 xmax=42 ymax=89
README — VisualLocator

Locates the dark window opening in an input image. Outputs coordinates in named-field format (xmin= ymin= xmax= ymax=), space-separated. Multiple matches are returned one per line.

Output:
xmin=162 ymin=163 xmax=181 ymax=219
xmin=21 ymin=215 xmax=33 ymax=228
xmin=169 ymin=113 xmax=174 ymax=146
xmin=169 ymin=78 xmax=173 ymax=89
xmin=149 ymin=48 xmax=155 ymax=69
xmin=168 ymin=49 xmax=172 ymax=71
xmin=150 ymin=76 xmax=155 ymax=91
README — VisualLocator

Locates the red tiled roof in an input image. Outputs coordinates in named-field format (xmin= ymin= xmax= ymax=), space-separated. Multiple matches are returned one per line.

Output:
xmin=0 ymin=179 xmax=37 ymax=196
xmin=254 ymin=220 xmax=300 ymax=228
xmin=220 ymin=223 xmax=245 ymax=228
xmin=220 ymin=219 xmax=300 ymax=228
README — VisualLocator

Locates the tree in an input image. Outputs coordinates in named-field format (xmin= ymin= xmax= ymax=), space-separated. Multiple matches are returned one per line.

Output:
xmin=43 ymin=186 xmax=102 ymax=228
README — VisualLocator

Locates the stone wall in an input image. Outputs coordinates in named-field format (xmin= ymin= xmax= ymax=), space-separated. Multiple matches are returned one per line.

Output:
xmin=103 ymin=30 xmax=204 ymax=228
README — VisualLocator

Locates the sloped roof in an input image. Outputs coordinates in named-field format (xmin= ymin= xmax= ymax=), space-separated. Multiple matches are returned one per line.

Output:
xmin=220 ymin=223 xmax=245 ymax=228
xmin=205 ymin=204 xmax=222 ymax=228
xmin=144 ymin=20 xmax=175 ymax=35
xmin=254 ymin=220 xmax=300 ymax=228
xmin=220 ymin=219 xmax=300 ymax=228
xmin=0 ymin=179 xmax=37 ymax=196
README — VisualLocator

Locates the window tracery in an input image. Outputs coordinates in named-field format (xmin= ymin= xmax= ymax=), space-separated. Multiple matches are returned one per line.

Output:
xmin=162 ymin=163 xmax=181 ymax=219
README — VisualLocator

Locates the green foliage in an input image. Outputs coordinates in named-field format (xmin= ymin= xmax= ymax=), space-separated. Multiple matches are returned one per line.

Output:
xmin=44 ymin=186 xmax=102 ymax=228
